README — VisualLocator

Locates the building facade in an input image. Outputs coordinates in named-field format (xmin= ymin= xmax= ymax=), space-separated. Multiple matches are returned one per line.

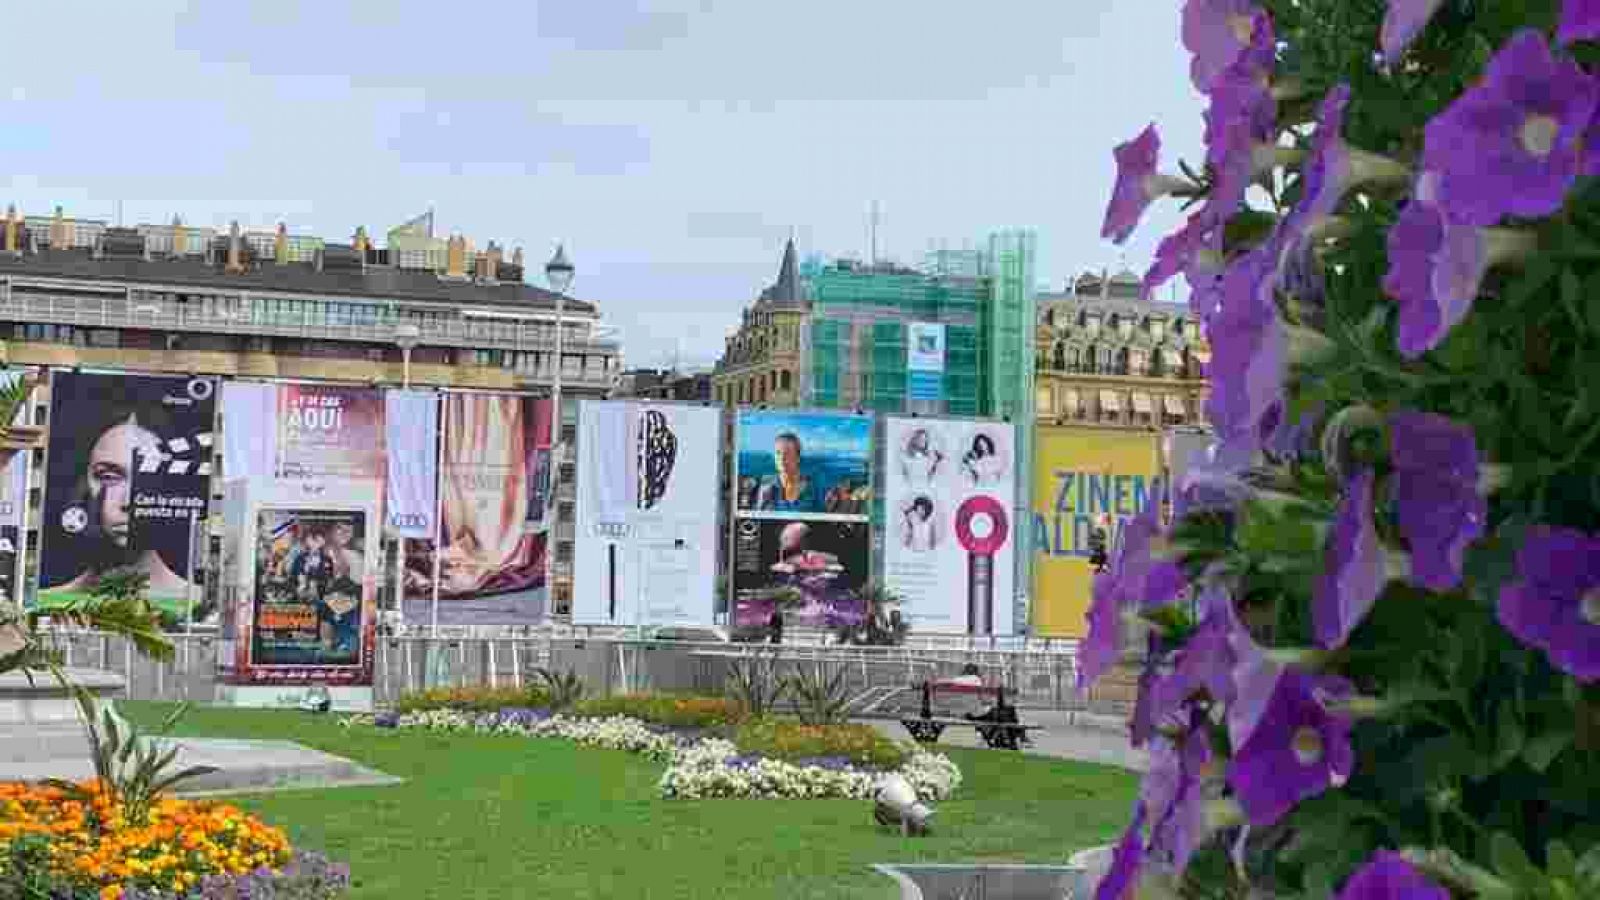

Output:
xmin=614 ymin=368 xmax=714 ymax=403
xmin=0 ymin=205 xmax=621 ymax=614
xmin=1033 ymin=268 xmax=1210 ymax=430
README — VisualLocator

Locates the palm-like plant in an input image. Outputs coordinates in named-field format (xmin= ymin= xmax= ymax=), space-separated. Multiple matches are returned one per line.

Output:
xmin=785 ymin=662 xmax=852 ymax=725
xmin=724 ymin=650 xmax=787 ymax=719
xmin=535 ymin=666 xmax=587 ymax=712
xmin=46 ymin=695 xmax=218 ymax=823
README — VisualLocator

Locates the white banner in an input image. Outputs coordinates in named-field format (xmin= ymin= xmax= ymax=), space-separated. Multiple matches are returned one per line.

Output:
xmin=221 ymin=381 xmax=278 ymax=485
xmin=573 ymin=400 xmax=720 ymax=627
xmin=0 ymin=371 xmax=27 ymax=532
xmin=384 ymin=390 xmax=438 ymax=538
xmin=883 ymin=417 xmax=1016 ymax=636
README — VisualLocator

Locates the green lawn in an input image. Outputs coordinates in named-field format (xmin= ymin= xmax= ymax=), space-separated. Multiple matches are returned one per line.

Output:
xmin=122 ymin=703 xmax=1136 ymax=899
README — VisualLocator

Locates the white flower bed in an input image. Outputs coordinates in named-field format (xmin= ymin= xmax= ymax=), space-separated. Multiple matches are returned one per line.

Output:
xmin=345 ymin=709 xmax=963 ymax=802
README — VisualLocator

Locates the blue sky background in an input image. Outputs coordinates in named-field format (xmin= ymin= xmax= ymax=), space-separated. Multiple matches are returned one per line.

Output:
xmin=736 ymin=410 xmax=872 ymax=462
xmin=0 ymin=1 xmax=1202 ymax=368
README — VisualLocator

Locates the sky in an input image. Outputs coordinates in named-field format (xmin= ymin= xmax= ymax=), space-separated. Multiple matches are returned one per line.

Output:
xmin=0 ymin=1 xmax=1204 ymax=369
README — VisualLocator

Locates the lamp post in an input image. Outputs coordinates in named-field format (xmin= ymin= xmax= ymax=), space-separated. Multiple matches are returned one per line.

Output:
xmin=394 ymin=322 xmax=422 ymax=389
xmin=544 ymin=245 xmax=575 ymax=613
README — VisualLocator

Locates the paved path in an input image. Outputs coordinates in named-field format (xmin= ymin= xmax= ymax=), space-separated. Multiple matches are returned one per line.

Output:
xmin=863 ymin=708 xmax=1148 ymax=772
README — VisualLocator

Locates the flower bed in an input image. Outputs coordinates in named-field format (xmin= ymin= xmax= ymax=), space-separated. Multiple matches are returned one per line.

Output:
xmin=344 ymin=708 xmax=962 ymax=803
xmin=393 ymin=684 xmax=551 ymax=714
xmin=572 ymin=694 xmax=743 ymax=729
xmin=0 ymin=782 xmax=347 ymax=899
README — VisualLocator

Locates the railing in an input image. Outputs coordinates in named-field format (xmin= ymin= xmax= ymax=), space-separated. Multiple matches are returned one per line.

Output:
xmin=0 ymin=284 xmax=620 ymax=362
xmin=36 ymin=630 xmax=1123 ymax=715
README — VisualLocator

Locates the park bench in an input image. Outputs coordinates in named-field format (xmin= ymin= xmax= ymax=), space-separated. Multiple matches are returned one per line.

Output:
xmin=899 ymin=679 xmax=1042 ymax=750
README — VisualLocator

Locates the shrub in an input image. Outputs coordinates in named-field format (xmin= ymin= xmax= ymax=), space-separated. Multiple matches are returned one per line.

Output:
xmin=572 ymin=694 xmax=743 ymax=730
xmin=534 ymin=667 xmax=586 ymax=712
xmin=393 ymin=684 xmax=550 ymax=714
xmin=734 ymin=719 xmax=907 ymax=771
xmin=724 ymin=653 xmax=787 ymax=719
xmin=783 ymin=663 xmax=851 ymax=726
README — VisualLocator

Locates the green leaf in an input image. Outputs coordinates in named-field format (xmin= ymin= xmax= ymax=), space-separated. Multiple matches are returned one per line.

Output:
xmin=1549 ymin=841 xmax=1578 ymax=885
xmin=1489 ymin=831 xmax=1540 ymax=888
xmin=1521 ymin=729 xmax=1573 ymax=772
xmin=1583 ymin=269 xmax=1600 ymax=336
xmin=1560 ymin=268 xmax=1585 ymax=327
xmin=1493 ymin=699 xmax=1525 ymax=770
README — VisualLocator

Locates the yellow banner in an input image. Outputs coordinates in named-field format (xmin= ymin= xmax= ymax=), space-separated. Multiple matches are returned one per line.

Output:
xmin=1030 ymin=427 xmax=1161 ymax=636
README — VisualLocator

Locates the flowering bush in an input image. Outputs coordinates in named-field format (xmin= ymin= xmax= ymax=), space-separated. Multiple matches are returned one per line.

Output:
xmin=0 ymin=781 xmax=298 ymax=898
xmin=572 ymin=694 xmax=744 ymax=729
xmin=1090 ymin=2 xmax=1600 ymax=897
xmin=123 ymin=850 xmax=350 ymax=899
xmin=657 ymin=738 xmax=961 ymax=802
xmin=392 ymin=684 xmax=550 ymax=714
xmin=733 ymin=718 xmax=908 ymax=770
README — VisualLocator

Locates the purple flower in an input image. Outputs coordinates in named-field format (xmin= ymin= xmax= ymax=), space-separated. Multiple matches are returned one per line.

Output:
xmin=1496 ymin=525 xmax=1600 ymax=682
xmin=1380 ymin=0 xmax=1445 ymax=65
xmin=1389 ymin=411 xmax=1485 ymax=592
xmin=1078 ymin=493 xmax=1187 ymax=691
xmin=1383 ymin=172 xmax=1492 ymax=358
xmin=1226 ymin=668 xmax=1354 ymax=827
xmin=1203 ymin=247 xmax=1288 ymax=458
xmin=1314 ymin=468 xmax=1386 ymax=649
xmin=1104 ymin=125 xmax=1183 ymax=244
xmin=1204 ymin=66 xmax=1278 ymax=221
xmin=1281 ymin=85 xmax=1354 ymax=248
xmin=1144 ymin=213 xmax=1224 ymax=300
xmin=1095 ymin=802 xmax=1147 ymax=900
xmin=1337 ymin=850 xmax=1450 ymax=899
xmin=1143 ymin=720 xmax=1215 ymax=872
xmin=1264 ymin=400 xmax=1324 ymax=462
xmin=1150 ymin=587 xmax=1245 ymax=718
xmin=1183 ymin=1 xmax=1274 ymax=92
xmin=1423 ymin=30 xmax=1600 ymax=226
xmin=1560 ymin=0 xmax=1600 ymax=46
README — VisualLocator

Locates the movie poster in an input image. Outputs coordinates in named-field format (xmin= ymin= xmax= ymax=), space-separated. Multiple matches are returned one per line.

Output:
xmin=572 ymin=401 xmax=720 ymax=627
xmin=274 ymin=384 xmax=386 ymax=484
xmin=402 ymin=393 xmax=552 ymax=626
xmin=883 ymin=417 xmax=1016 ymax=635
xmin=246 ymin=507 xmax=373 ymax=683
xmin=731 ymin=518 xmax=869 ymax=628
xmin=734 ymin=411 xmax=872 ymax=517
xmin=38 ymin=372 xmax=216 ymax=616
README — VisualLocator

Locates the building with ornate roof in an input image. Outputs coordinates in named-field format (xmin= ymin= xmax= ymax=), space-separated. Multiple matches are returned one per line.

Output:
xmin=1034 ymin=268 xmax=1209 ymax=429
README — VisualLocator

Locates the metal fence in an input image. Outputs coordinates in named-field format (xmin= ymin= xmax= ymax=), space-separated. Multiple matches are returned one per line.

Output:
xmin=40 ymin=629 xmax=1134 ymax=716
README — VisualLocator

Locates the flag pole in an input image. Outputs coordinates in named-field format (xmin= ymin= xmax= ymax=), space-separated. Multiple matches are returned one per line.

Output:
xmin=429 ymin=393 xmax=444 ymax=638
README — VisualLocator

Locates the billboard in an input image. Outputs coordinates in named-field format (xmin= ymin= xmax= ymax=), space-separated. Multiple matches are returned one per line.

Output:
xmin=735 ymin=410 xmax=872 ymax=517
xmin=403 ymin=393 xmax=552 ymax=626
xmin=38 ymin=372 xmax=216 ymax=615
xmin=907 ymin=322 xmax=946 ymax=403
xmin=883 ymin=417 xmax=1016 ymax=635
xmin=572 ymin=401 xmax=720 ymax=627
xmin=731 ymin=518 xmax=869 ymax=629
xmin=1030 ymin=427 xmax=1162 ymax=636
xmin=1 ymin=371 xmax=28 ymax=605
xmin=274 ymin=384 xmax=386 ymax=484
xmin=246 ymin=507 xmax=373 ymax=682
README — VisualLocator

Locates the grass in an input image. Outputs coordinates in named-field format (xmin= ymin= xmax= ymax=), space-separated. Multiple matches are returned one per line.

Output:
xmin=121 ymin=702 xmax=1137 ymax=900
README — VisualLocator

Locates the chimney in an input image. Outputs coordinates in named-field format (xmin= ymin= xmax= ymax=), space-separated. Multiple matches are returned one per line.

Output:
xmin=274 ymin=222 xmax=289 ymax=264
xmin=353 ymin=225 xmax=369 ymax=259
xmin=50 ymin=205 xmax=67 ymax=250
xmin=512 ymin=246 xmax=524 ymax=269
xmin=445 ymin=234 xmax=466 ymax=278
xmin=171 ymin=215 xmax=186 ymax=258
xmin=473 ymin=247 xmax=490 ymax=281
xmin=226 ymin=220 xmax=244 ymax=274
xmin=4 ymin=205 xmax=18 ymax=255
xmin=487 ymin=241 xmax=503 ymax=278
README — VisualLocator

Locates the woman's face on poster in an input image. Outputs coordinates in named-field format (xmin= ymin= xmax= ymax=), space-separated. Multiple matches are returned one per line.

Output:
xmin=87 ymin=415 xmax=162 ymax=548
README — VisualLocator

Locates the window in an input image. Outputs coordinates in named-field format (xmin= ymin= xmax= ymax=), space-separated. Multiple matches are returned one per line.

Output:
xmin=1036 ymin=386 xmax=1054 ymax=414
xmin=779 ymin=370 xmax=791 ymax=391
xmin=1052 ymin=343 xmax=1066 ymax=370
xmin=1116 ymin=347 xmax=1130 ymax=375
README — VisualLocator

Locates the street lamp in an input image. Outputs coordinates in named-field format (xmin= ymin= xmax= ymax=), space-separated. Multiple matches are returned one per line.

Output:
xmin=544 ymin=245 xmax=575 ymax=613
xmin=394 ymin=321 xmax=422 ymax=389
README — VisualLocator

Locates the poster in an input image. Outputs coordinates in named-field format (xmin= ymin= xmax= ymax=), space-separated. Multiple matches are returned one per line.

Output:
xmin=38 ymin=372 xmax=216 ymax=616
xmin=731 ymin=518 xmax=869 ymax=629
xmin=735 ymin=410 xmax=872 ymax=517
xmin=403 ymin=392 xmax=552 ymax=626
xmin=572 ymin=401 xmax=720 ymax=627
xmin=1030 ymin=427 xmax=1161 ymax=636
xmin=907 ymin=322 xmax=946 ymax=403
xmin=245 ymin=507 xmax=374 ymax=684
xmin=883 ymin=417 xmax=1016 ymax=635
xmin=1 ymin=371 xmax=28 ymax=606
xmin=274 ymin=384 xmax=386 ymax=484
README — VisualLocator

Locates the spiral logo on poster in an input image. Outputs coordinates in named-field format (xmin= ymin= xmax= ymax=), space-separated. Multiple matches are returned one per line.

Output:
xmin=637 ymin=409 xmax=677 ymax=510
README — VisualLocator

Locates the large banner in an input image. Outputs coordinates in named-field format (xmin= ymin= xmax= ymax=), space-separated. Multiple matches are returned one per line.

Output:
xmin=883 ymin=417 xmax=1016 ymax=635
xmin=384 ymin=390 xmax=439 ymax=538
xmin=39 ymin=372 xmax=216 ymax=615
xmin=1 ymin=371 xmax=28 ymax=606
xmin=247 ymin=507 xmax=373 ymax=682
xmin=572 ymin=401 xmax=720 ymax=627
xmin=1030 ymin=427 xmax=1161 ymax=637
xmin=403 ymin=393 xmax=552 ymax=626
xmin=731 ymin=518 xmax=870 ymax=629
xmin=732 ymin=410 xmax=872 ymax=628
xmin=274 ymin=384 xmax=386 ymax=484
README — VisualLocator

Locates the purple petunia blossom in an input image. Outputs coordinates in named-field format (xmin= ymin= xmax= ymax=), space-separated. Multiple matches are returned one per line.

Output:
xmin=1314 ymin=468 xmax=1386 ymax=649
xmin=1203 ymin=246 xmax=1288 ymax=460
xmin=1560 ymin=0 xmax=1600 ymax=45
xmin=1389 ymin=411 xmax=1485 ymax=592
xmin=1104 ymin=125 xmax=1183 ymax=244
xmin=1383 ymin=171 xmax=1496 ymax=359
xmin=1379 ymin=0 xmax=1446 ymax=65
xmin=1204 ymin=64 xmax=1278 ymax=221
xmin=1226 ymin=668 xmax=1354 ymax=827
xmin=1496 ymin=525 xmax=1600 ymax=682
xmin=1078 ymin=492 xmax=1187 ymax=692
xmin=1423 ymin=30 xmax=1600 ymax=226
xmin=1143 ymin=719 xmax=1214 ymax=872
xmin=1183 ymin=0 xmax=1274 ymax=93
xmin=1145 ymin=213 xmax=1225 ymax=301
xmin=1095 ymin=803 xmax=1147 ymax=900
xmin=1150 ymin=587 xmax=1245 ymax=719
xmin=1337 ymin=850 xmax=1451 ymax=899
xmin=1280 ymin=85 xmax=1354 ymax=251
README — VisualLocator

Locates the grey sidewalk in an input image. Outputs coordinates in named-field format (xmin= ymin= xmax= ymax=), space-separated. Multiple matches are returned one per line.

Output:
xmin=863 ymin=708 xmax=1148 ymax=771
